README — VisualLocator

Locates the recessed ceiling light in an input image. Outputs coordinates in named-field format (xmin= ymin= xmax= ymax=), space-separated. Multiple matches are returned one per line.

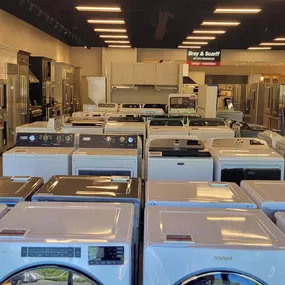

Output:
xmin=104 ymin=40 xmax=130 ymax=43
xmin=187 ymin=36 xmax=216 ymax=40
xmin=76 ymin=6 xmax=122 ymax=12
xmin=201 ymin=21 xmax=240 ymax=26
xmin=193 ymin=30 xmax=226 ymax=34
xmin=248 ymin=47 xmax=272 ymax=50
xmin=182 ymin=41 xmax=208 ymax=45
xmin=275 ymin=38 xmax=285 ymax=41
xmin=214 ymin=8 xmax=261 ymax=14
xmin=260 ymin=42 xmax=285 ymax=46
xmin=100 ymin=35 xmax=128 ymax=38
xmin=178 ymin=46 xmax=201 ymax=49
xmin=108 ymin=45 xmax=131 ymax=48
xmin=87 ymin=19 xmax=125 ymax=24
xmin=94 ymin=28 xmax=126 ymax=33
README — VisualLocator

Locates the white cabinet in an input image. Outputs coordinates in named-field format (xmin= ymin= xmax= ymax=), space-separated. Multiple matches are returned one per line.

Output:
xmin=111 ymin=63 xmax=134 ymax=85
xmin=134 ymin=63 xmax=156 ymax=85
xmin=156 ymin=63 xmax=179 ymax=86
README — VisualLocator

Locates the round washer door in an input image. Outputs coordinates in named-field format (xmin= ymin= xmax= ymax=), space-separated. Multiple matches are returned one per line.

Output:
xmin=179 ymin=272 xmax=265 ymax=285
xmin=3 ymin=266 xmax=99 ymax=285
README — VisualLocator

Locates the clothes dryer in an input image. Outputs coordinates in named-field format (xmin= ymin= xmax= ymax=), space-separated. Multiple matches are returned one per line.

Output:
xmin=145 ymin=181 xmax=256 ymax=209
xmin=3 ymin=133 xmax=76 ymax=182
xmin=72 ymin=134 xmax=142 ymax=178
xmin=0 ymin=202 xmax=134 ymax=285
xmin=143 ymin=206 xmax=285 ymax=285
xmin=210 ymin=138 xmax=284 ymax=184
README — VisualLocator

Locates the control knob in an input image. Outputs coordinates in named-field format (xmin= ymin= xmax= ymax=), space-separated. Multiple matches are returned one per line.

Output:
xmin=43 ymin=134 xmax=49 ymax=141
xmin=120 ymin=137 xmax=125 ymax=143
xmin=106 ymin=136 xmax=112 ymax=142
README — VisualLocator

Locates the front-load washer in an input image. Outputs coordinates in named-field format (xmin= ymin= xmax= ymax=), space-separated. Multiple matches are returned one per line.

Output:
xmin=210 ymin=138 xmax=284 ymax=184
xmin=3 ymin=133 xmax=76 ymax=182
xmin=0 ymin=176 xmax=43 ymax=207
xmin=61 ymin=120 xmax=105 ymax=135
xmin=16 ymin=117 xmax=62 ymax=133
xmin=146 ymin=138 xmax=213 ymax=181
xmin=143 ymin=206 xmax=285 ymax=285
xmin=240 ymin=180 xmax=285 ymax=221
xmin=72 ymin=134 xmax=142 ymax=178
xmin=145 ymin=181 xmax=256 ymax=209
xmin=0 ymin=202 xmax=135 ymax=285
xmin=258 ymin=130 xmax=282 ymax=148
xmin=147 ymin=119 xmax=189 ymax=137
xmin=188 ymin=118 xmax=235 ymax=140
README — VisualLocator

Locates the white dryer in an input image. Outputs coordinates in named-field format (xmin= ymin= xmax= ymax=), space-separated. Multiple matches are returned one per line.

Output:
xmin=148 ymin=119 xmax=189 ymax=137
xmin=240 ymin=180 xmax=285 ymax=221
xmin=188 ymin=118 xmax=235 ymax=140
xmin=3 ymin=133 xmax=76 ymax=182
xmin=145 ymin=181 xmax=256 ymax=209
xmin=146 ymin=138 xmax=213 ymax=181
xmin=0 ymin=202 xmax=134 ymax=285
xmin=210 ymin=138 xmax=284 ymax=184
xmin=72 ymin=134 xmax=142 ymax=178
xmin=16 ymin=117 xmax=62 ymax=133
xmin=143 ymin=206 xmax=285 ymax=285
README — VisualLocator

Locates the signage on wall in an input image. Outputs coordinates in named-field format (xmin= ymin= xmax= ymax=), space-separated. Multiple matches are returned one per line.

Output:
xmin=187 ymin=49 xmax=221 ymax=67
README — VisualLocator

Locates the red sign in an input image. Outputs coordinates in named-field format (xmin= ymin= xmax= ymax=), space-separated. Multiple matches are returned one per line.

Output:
xmin=187 ymin=60 xmax=221 ymax=67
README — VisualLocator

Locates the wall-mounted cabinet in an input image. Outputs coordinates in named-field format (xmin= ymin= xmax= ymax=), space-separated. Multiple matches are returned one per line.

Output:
xmin=156 ymin=63 xmax=179 ymax=86
xmin=111 ymin=63 xmax=134 ymax=85
xmin=134 ymin=63 xmax=156 ymax=85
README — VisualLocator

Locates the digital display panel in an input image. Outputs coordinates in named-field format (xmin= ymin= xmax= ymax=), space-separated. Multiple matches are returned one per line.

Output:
xmin=88 ymin=246 xmax=124 ymax=265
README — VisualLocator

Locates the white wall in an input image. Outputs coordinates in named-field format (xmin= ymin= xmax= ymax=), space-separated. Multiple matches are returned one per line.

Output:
xmin=137 ymin=48 xmax=186 ymax=62
xmin=0 ymin=9 xmax=70 ymax=62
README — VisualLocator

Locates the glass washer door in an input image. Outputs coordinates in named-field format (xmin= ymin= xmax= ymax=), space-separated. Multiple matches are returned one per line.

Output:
xmin=179 ymin=272 xmax=265 ymax=285
xmin=3 ymin=265 xmax=99 ymax=285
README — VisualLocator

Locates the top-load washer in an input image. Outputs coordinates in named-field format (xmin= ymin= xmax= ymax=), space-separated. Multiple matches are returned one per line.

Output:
xmin=71 ymin=111 xmax=105 ymax=120
xmin=232 ymin=122 xmax=267 ymax=138
xmin=209 ymin=138 xmax=284 ymax=184
xmin=188 ymin=118 xmax=235 ymax=140
xmin=119 ymin=103 xmax=142 ymax=115
xmin=16 ymin=117 xmax=62 ymax=133
xmin=61 ymin=119 xmax=105 ymax=135
xmin=143 ymin=206 xmax=285 ymax=285
xmin=0 ymin=202 xmax=135 ymax=285
xmin=240 ymin=180 xmax=285 ymax=220
xmin=0 ymin=176 xmax=43 ymax=207
xmin=3 ymin=133 xmax=76 ymax=182
xmin=145 ymin=180 xmax=256 ymax=209
xmin=140 ymin=104 xmax=166 ymax=120
xmin=258 ymin=130 xmax=282 ymax=148
xmin=96 ymin=102 xmax=119 ymax=113
xmin=148 ymin=119 xmax=189 ymax=137
xmin=83 ymin=104 xmax=97 ymax=112
xmin=146 ymin=138 xmax=213 ymax=181
xmin=216 ymin=109 xmax=244 ymax=122
xmin=72 ymin=134 xmax=142 ymax=178
xmin=168 ymin=94 xmax=197 ymax=116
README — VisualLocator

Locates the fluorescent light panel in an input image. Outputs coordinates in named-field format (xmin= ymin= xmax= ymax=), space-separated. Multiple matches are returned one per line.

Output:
xmin=193 ymin=30 xmax=226 ymax=34
xmin=182 ymin=41 xmax=208 ymax=45
xmin=108 ymin=45 xmax=131 ymax=48
xmin=187 ymin=36 xmax=216 ymax=40
xmin=104 ymin=40 xmax=130 ymax=43
xmin=100 ymin=35 xmax=128 ymax=38
xmin=87 ymin=20 xmax=125 ymax=24
xmin=76 ymin=6 xmax=122 ymax=12
xmin=201 ymin=21 xmax=240 ymax=26
xmin=214 ymin=8 xmax=261 ymax=14
xmin=178 ymin=46 xmax=201 ymax=49
xmin=260 ymin=42 xmax=285 ymax=46
xmin=275 ymin=38 xmax=285 ymax=41
xmin=248 ymin=47 xmax=272 ymax=50
xmin=94 ymin=28 xmax=126 ymax=33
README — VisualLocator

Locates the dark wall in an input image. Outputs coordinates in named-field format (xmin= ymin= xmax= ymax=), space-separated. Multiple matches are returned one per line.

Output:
xmin=205 ymin=75 xmax=248 ymax=84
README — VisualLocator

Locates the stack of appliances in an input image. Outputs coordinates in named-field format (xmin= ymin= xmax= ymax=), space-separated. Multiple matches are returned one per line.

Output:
xmin=232 ymin=122 xmax=267 ymax=138
xmin=16 ymin=117 xmax=62 ymax=133
xmin=145 ymin=138 xmax=213 ymax=181
xmin=241 ymin=180 xmax=285 ymax=221
xmin=0 ymin=202 xmax=135 ymax=285
xmin=147 ymin=119 xmax=188 ymax=137
xmin=168 ymin=94 xmax=197 ymax=116
xmin=209 ymin=138 xmax=284 ymax=184
xmin=188 ymin=118 xmax=235 ymax=140
xmin=72 ymin=134 xmax=142 ymax=178
xmin=145 ymin=181 xmax=256 ymax=209
xmin=143 ymin=206 xmax=285 ymax=284
xmin=3 ymin=133 xmax=76 ymax=182
xmin=0 ymin=176 xmax=43 ymax=207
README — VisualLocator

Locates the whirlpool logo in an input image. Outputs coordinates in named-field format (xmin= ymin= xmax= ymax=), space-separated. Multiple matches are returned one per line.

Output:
xmin=214 ymin=256 xmax=233 ymax=261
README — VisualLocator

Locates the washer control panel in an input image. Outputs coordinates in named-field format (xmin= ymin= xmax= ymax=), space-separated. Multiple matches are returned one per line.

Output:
xmin=88 ymin=246 xmax=124 ymax=265
xmin=16 ymin=133 xmax=75 ymax=147
xmin=21 ymin=247 xmax=81 ymax=258
xmin=79 ymin=135 xmax=138 ymax=149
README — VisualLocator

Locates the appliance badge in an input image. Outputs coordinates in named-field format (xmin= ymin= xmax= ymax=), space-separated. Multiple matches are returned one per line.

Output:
xmin=214 ymin=255 xmax=232 ymax=261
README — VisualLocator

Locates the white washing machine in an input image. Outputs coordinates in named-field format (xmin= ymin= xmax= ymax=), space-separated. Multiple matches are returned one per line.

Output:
xmin=147 ymin=119 xmax=189 ymax=137
xmin=83 ymin=104 xmax=97 ymax=112
xmin=168 ymin=94 xmax=197 ymax=116
xmin=240 ymin=180 xmax=285 ymax=221
xmin=188 ymin=118 xmax=235 ymax=140
xmin=143 ymin=206 xmax=285 ymax=285
xmin=96 ymin=102 xmax=119 ymax=113
xmin=71 ymin=111 xmax=105 ymax=120
xmin=0 ymin=176 xmax=43 ymax=207
xmin=61 ymin=120 xmax=105 ymax=135
xmin=145 ymin=181 xmax=256 ymax=209
xmin=275 ymin=137 xmax=285 ymax=156
xmin=72 ymin=134 xmax=142 ymax=178
xmin=119 ymin=103 xmax=142 ymax=115
xmin=258 ymin=130 xmax=283 ymax=149
xmin=3 ymin=133 xmax=76 ymax=182
xmin=16 ymin=117 xmax=62 ymax=133
xmin=210 ymin=138 xmax=284 ymax=184
xmin=146 ymin=138 xmax=213 ymax=181
xmin=0 ymin=202 xmax=134 ymax=285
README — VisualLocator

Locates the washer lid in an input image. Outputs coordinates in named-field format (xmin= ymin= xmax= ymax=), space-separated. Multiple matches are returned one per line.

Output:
xmin=6 ymin=147 xmax=74 ymax=155
xmin=145 ymin=207 xmax=285 ymax=248
xmin=34 ymin=176 xmax=141 ymax=200
xmin=146 ymin=181 xmax=255 ymax=205
xmin=0 ymin=202 xmax=134 ymax=242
